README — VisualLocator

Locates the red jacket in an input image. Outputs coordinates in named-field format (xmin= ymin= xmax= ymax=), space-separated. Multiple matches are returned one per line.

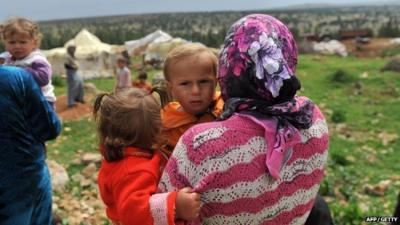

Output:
xmin=98 ymin=147 xmax=177 ymax=225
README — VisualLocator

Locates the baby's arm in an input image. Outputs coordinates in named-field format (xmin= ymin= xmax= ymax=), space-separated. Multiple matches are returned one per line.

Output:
xmin=175 ymin=188 xmax=201 ymax=221
xmin=25 ymin=60 xmax=51 ymax=86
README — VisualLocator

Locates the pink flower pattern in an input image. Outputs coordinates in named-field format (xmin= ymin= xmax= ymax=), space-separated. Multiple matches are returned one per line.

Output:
xmin=218 ymin=14 xmax=298 ymax=100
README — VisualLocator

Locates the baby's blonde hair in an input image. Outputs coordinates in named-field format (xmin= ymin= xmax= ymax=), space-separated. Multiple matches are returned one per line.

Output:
xmin=163 ymin=43 xmax=218 ymax=81
xmin=0 ymin=17 xmax=43 ymax=46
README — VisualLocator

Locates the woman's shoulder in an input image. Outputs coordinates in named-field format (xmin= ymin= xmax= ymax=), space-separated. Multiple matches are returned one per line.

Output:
xmin=179 ymin=116 xmax=261 ymax=151
xmin=183 ymin=114 xmax=262 ymax=138
xmin=296 ymin=96 xmax=326 ymax=122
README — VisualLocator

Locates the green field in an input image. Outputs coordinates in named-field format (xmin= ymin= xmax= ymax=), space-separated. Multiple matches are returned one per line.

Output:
xmin=48 ymin=54 xmax=399 ymax=225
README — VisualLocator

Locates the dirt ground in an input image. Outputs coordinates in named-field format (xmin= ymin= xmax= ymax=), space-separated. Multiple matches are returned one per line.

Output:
xmin=342 ymin=38 xmax=395 ymax=58
xmin=55 ymin=95 xmax=93 ymax=120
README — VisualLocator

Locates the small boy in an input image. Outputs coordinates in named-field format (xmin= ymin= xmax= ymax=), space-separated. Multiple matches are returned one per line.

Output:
xmin=115 ymin=57 xmax=131 ymax=91
xmin=159 ymin=43 xmax=224 ymax=153
xmin=132 ymin=70 xmax=152 ymax=92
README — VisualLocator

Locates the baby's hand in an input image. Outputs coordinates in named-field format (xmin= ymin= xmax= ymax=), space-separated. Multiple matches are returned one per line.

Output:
xmin=175 ymin=187 xmax=201 ymax=221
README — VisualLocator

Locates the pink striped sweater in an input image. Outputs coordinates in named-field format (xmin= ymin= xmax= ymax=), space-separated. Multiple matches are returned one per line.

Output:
xmin=158 ymin=96 xmax=329 ymax=225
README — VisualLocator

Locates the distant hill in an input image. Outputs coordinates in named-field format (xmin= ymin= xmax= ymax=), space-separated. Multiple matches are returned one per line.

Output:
xmin=0 ymin=4 xmax=398 ymax=51
xmin=279 ymin=1 xmax=400 ymax=10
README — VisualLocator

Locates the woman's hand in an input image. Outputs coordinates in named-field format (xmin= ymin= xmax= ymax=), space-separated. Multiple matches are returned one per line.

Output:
xmin=175 ymin=187 xmax=201 ymax=221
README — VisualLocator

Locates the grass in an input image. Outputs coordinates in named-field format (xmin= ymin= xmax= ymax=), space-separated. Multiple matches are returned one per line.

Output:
xmin=298 ymin=55 xmax=399 ymax=224
xmin=48 ymin=54 xmax=400 ymax=224
xmin=53 ymin=66 xmax=160 ymax=96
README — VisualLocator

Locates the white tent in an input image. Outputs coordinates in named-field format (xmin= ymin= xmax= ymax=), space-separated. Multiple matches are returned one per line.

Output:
xmin=44 ymin=29 xmax=121 ymax=79
xmin=390 ymin=38 xmax=400 ymax=45
xmin=313 ymin=40 xmax=348 ymax=57
xmin=144 ymin=37 xmax=188 ymax=63
xmin=125 ymin=30 xmax=172 ymax=56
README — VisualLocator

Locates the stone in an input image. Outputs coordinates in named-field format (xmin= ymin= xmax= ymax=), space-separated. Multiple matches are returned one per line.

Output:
xmin=47 ymin=160 xmax=69 ymax=192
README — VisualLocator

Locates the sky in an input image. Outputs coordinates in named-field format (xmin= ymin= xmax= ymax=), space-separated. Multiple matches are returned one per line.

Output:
xmin=0 ymin=0 xmax=390 ymax=22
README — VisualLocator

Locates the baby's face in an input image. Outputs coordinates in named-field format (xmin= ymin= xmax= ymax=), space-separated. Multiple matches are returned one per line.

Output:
xmin=5 ymin=33 xmax=37 ymax=60
xmin=168 ymin=53 xmax=216 ymax=115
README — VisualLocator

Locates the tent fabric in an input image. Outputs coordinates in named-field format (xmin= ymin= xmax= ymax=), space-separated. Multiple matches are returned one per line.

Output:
xmin=391 ymin=38 xmax=400 ymax=45
xmin=125 ymin=30 xmax=173 ymax=55
xmin=313 ymin=40 xmax=348 ymax=57
xmin=43 ymin=29 xmax=120 ymax=79
xmin=144 ymin=38 xmax=187 ymax=62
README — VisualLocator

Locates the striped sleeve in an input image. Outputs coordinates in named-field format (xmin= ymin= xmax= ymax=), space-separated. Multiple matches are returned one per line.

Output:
xmin=159 ymin=136 xmax=192 ymax=193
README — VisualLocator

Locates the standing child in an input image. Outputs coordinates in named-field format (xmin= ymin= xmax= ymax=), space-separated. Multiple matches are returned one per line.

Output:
xmin=115 ymin=57 xmax=132 ymax=91
xmin=157 ymin=43 xmax=224 ymax=153
xmin=132 ymin=70 xmax=152 ymax=92
xmin=0 ymin=17 xmax=56 ymax=108
xmin=94 ymin=88 xmax=200 ymax=225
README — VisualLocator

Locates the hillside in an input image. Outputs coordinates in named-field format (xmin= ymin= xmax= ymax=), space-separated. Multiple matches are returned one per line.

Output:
xmin=2 ymin=5 xmax=398 ymax=51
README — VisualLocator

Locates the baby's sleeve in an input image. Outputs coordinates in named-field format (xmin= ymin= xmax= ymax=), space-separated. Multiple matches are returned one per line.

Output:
xmin=25 ymin=60 xmax=52 ymax=86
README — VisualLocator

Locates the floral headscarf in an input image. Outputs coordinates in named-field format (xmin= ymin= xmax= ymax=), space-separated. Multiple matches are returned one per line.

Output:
xmin=218 ymin=14 xmax=315 ymax=179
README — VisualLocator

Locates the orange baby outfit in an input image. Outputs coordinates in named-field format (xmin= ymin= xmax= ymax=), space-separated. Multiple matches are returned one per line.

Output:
xmin=160 ymin=92 xmax=224 ymax=153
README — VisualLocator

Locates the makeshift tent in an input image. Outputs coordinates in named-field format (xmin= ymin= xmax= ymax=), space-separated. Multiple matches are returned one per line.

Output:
xmin=390 ymin=38 xmax=400 ymax=45
xmin=125 ymin=30 xmax=172 ymax=56
xmin=144 ymin=37 xmax=188 ymax=63
xmin=43 ymin=29 xmax=121 ymax=79
xmin=313 ymin=40 xmax=348 ymax=57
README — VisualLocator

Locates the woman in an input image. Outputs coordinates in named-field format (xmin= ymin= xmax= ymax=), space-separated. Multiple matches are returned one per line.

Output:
xmin=0 ymin=66 xmax=61 ymax=224
xmin=65 ymin=45 xmax=85 ymax=107
xmin=158 ymin=14 xmax=329 ymax=224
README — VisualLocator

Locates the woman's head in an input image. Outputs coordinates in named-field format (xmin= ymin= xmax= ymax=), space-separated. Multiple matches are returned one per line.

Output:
xmin=67 ymin=45 xmax=76 ymax=57
xmin=164 ymin=43 xmax=218 ymax=115
xmin=0 ymin=17 xmax=42 ymax=60
xmin=218 ymin=14 xmax=300 ymax=105
xmin=93 ymin=88 xmax=161 ymax=162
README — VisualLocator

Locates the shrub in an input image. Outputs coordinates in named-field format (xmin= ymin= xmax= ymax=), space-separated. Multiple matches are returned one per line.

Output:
xmin=380 ymin=46 xmax=400 ymax=58
xmin=331 ymin=152 xmax=349 ymax=166
xmin=330 ymin=69 xmax=354 ymax=84
xmin=52 ymin=75 xmax=65 ymax=87
xmin=331 ymin=109 xmax=346 ymax=123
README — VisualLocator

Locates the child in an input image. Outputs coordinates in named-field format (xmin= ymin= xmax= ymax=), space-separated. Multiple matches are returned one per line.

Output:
xmin=0 ymin=17 xmax=56 ymax=108
xmin=115 ymin=57 xmax=132 ymax=91
xmin=94 ymin=88 xmax=200 ymax=225
xmin=132 ymin=70 xmax=152 ymax=92
xmin=157 ymin=43 xmax=224 ymax=153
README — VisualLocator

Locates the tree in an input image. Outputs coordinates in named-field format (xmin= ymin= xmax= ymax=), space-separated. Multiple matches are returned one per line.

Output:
xmin=379 ymin=19 xmax=400 ymax=37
